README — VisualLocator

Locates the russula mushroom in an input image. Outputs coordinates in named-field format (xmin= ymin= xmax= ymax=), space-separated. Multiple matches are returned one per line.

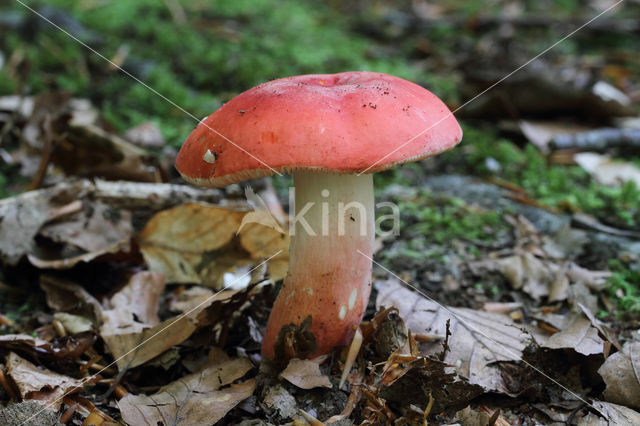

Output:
xmin=176 ymin=71 xmax=462 ymax=360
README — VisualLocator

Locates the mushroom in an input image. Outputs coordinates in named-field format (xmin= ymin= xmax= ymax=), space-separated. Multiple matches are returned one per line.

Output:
xmin=175 ymin=71 xmax=462 ymax=359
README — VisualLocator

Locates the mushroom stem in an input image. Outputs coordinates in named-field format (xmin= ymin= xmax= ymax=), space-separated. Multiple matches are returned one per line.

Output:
xmin=262 ymin=171 xmax=374 ymax=359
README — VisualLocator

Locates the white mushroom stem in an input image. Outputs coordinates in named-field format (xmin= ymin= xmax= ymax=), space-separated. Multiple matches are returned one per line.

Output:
xmin=262 ymin=171 xmax=375 ymax=358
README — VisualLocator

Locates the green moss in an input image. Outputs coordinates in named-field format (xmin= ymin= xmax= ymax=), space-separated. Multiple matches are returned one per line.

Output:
xmin=398 ymin=190 xmax=509 ymax=244
xmin=607 ymin=260 xmax=640 ymax=313
xmin=445 ymin=125 xmax=640 ymax=228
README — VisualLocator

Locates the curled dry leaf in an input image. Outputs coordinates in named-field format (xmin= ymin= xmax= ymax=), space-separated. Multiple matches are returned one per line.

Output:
xmin=471 ymin=254 xmax=610 ymax=302
xmin=376 ymin=279 xmax=530 ymax=394
xmin=0 ymin=181 xmax=73 ymax=265
xmin=39 ymin=275 xmax=104 ymax=327
xmin=598 ymin=342 xmax=640 ymax=410
xmin=0 ymin=333 xmax=95 ymax=361
xmin=118 ymin=357 xmax=255 ymax=425
xmin=5 ymin=352 xmax=86 ymax=410
xmin=38 ymin=201 xmax=132 ymax=253
xmin=279 ymin=357 xmax=333 ymax=390
xmin=574 ymin=152 xmax=640 ymax=187
xmin=580 ymin=401 xmax=640 ymax=425
xmin=53 ymin=312 xmax=93 ymax=334
xmin=123 ymin=121 xmax=165 ymax=148
xmin=99 ymin=272 xmax=194 ymax=369
xmin=541 ymin=314 xmax=605 ymax=356
xmin=138 ymin=202 xmax=288 ymax=287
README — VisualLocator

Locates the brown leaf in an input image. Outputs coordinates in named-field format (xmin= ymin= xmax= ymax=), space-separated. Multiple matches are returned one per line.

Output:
xmin=39 ymin=201 xmax=133 ymax=253
xmin=598 ymin=342 xmax=640 ymax=410
xmin=118 ymin=357 xmax=255 ymax=425
xmin=39 ymin=275 xmax=103 ymax=325
xmin=542 ymin=314 xmax=605 ymax=356
xmin=0 ymin=181 xmax=81 ymax=265
xmin=279 ymin=357 xmax=332 ymax=390
xmin=99 ymin=272 xmax=197 ymax=370
xmin=138 ymin=203 xmax=288 ymax=287
xmin=579 ymin=401 xmax=640 ymax=425
xmin=0 ymin=333 xmax=95 ymax=361
xmin=574 ymin=152 xmax=640 ymax=187
xmin=5 ymin=352 xmax=85 ymax=410
xmin=376 ymin=279 xmax=530 ymax=394
xmin=123 ymin=121 xmax=165 ymax=148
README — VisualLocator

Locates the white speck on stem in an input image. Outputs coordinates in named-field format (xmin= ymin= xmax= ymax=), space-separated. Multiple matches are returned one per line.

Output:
xmin=348 ymin=289 xmax=357 ymax=310
xmin=339 ymin=305 xmax=347 ymax=320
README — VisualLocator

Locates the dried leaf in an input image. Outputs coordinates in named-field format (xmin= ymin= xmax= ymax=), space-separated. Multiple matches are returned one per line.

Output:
xmin=0 ymin=333 xmax=95 ymax=361
xmin=376 ymin=280 xmax=530 ymax=394
xmin=5 ymin=352 xmax=85 ymax=410
xmin=542 ymin=314 xmax=604 ymax=356
xmin=579 ymin=401 xmax=640 ymax=425
xmin=39 ymin=201 xmax=132 ymax=253
xmin=574 ymin=152 xmax=640 ymax=187
xmin=123 ymin=121 xmax=165 ymax=148
xmin=519 ymin=120 xmax=592 ymax=153
xmin=280 ymin=358 xmax=332 ymax=390
xmin=598 ymin=342 xmax=640 ymax=410
xmin=138 ymin=203 xmax=288 ymax=287
xmin=0 ymin=182 xmax=71 ymax=265
xmin=118 ymin=358 xmax=255 ymax=425
xmin=39 ymin=275 xmax=104 ymax=324
xmin=53 ymin=312 xmax=93 ymax=334
xmin=99 ymin=272 xmax=196 ymax=369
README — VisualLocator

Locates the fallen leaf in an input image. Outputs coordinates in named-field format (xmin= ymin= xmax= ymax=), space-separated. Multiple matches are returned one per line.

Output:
xmin=376 ymin=279 xmax=531 ymax=394
xmin=53 ymin=312 xmax=93 ymax=334
xmin=123 ymin=121 xmax=165 ymax=148
xmin=138 ymin=202 xmax=288 ymax=287
xmin=279 ymin=357 xmax=332 ymax=390
xmin=0 ymin=182 xmax=73 ymax=265
xmin=38 ymin=201 xmax=133 ymax=253
xmin=598 ymin=342 xmax=640 ymax=410
xmin=542 ymin=314 xmax=604 ymax=356
xmin=579 ymin=401 xmax=640 ymax=425
xmin=39 ymin=275 xmax=104 ymax=324
xmin=118 ymin=357 xmax=255 ymax=425
xmin=263 ymin=384 xmax=298 ymax=420
xmin=471 ymin=255 xmax=609 ymax=302
xmin=471 ymin=253 xmax=552 ymax=300
xmin=519 ymin=120 xmax=592 ymax=153
xmin=99 ymin=272 xmax=196 ymax=369
xmin=574 ymin=152 xmax=640 ymax=187
xmin=5 ymin=352 xmax=85 ymax=410
xmin=0 ymin=333 xmax=95 ymax=361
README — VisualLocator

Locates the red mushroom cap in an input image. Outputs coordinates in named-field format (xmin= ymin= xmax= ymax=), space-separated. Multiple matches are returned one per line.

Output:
xmin=176 ymin=71 xmax=462 ymax=187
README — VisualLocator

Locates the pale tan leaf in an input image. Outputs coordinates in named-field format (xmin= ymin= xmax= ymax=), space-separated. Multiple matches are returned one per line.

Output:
xmin=53 ymin=312 xmax=93 ymax=334
xmin=101 ymin=315 xmax=197 ymax=370
xmin=138 ymin=202 xmax=288 ymax=287
xmin=542 ymin=315 xmax=604 ymax=356
xmin=574 ymin=152 xmax=640 ymax=187
xmin=598 ymin=342 xmax=640 ymax=410
xmin=578 ymin=401 xmax=640 ymax=425
xmin=99 ymin=271 xmax=199 ymax=369
xmin=118 ymin=358 xmax=255 ymax=425
xmin=376 ymin=280 xmax=530 ymax=394
xmin=39 ymin=201 xmax=132 ymax=253
xmin=280 ymin=358 xmax=332 ymax=390
xmin=5 ymin=352 xmax=84 ymax=410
